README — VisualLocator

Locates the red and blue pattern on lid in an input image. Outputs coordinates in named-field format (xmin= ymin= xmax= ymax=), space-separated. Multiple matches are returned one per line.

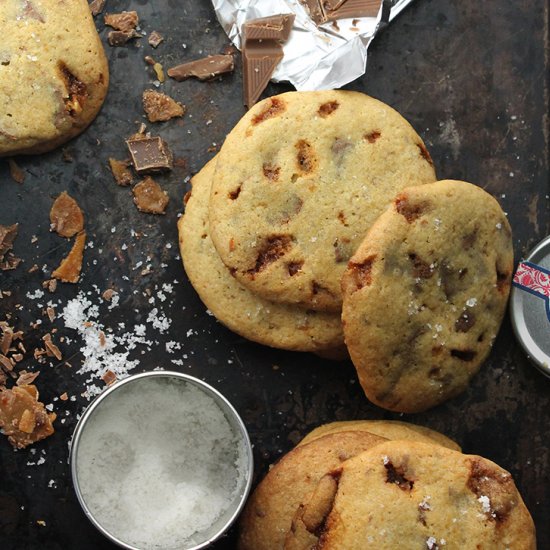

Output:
xmin=510 ymin=236 xmax=550 ymax=377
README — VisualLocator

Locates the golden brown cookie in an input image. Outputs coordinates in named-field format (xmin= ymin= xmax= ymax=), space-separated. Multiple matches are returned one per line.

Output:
xmin=342 ymin=180 xmax=513 ymax=413
xmin=0 ymin=0 xmax=109 ymax=156
xmin=209 ymin=90 xmax=436 ymax=312
xmin=286 ymin=440 xmax=535 ymax=550
xmin=297 ymin=420 xmax=460 ymax=451
xmin=238 ymin=431 xmax=387 ymax=550
xmin=178 ymin=158 xmax=344 ymax=352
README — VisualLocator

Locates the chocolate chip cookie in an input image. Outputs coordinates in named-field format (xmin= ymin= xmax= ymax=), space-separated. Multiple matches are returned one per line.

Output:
xmin=209 ymin=90 xmax=436 ymax=312
xmin=178 ymin=158 xmax=344 ymax=352
xmin=341 ymin=180 xmax=513 ymax=413
xmin=0 ymin=0 xmax=108 ymax=156
xmin=286 ymin=440 xmax=535 ymax=550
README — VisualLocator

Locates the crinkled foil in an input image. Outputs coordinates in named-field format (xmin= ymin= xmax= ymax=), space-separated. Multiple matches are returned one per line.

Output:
xmin=211 ymin=0 xmax=415 ymax=90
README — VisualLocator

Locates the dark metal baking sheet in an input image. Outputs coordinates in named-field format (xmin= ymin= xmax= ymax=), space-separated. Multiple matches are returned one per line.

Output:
xmin=0 ymin=0 xmax=548 ymax=548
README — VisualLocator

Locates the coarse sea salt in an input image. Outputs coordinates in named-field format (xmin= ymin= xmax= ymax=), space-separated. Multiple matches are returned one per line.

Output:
xmin=75 ymin=377 xmax=249 ymax=549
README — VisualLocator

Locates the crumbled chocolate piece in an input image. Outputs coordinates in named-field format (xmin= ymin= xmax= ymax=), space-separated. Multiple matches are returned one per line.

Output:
xmin=104 ymin=11 xmax=139 ymax=32
xmin=8 ymin=159 xmax=25 ymax=184
xmin=167 ymin=55 xmax=234 ymax=82
xmin=0 ymin=224 xmax=21 ymax=271
xmin=148 ymin=30 xmax=164 ymax=48
xmin=50 ymin=192 xmax=84 ymax=238
xmin=108 ymin=158 xmax=134 ymax=186
xmin=16 ymin=371 xmax=39 ymax=386
xmin=42 ymin=279 xmax=58 ymax=293
xmin=108 ymin=29 xmax=141 ymax=47
xmin=132 ymin=177 xmax=169 ymax=214
xmin=0 ymin=385 xmax=56 ymax=449
xmin=242 ymin=14 xmax=294 ymax=108
xmin=0 ymin=354 xmax=13 ymax=372
xmin=52 ymin=231 xmax=86 ymax=283
xmin=42 ymin=334 xmax=62 ymax=361
xmin=142 ymin=90 xmax=185 ymax=123
xmin=101 ymin=370 xmax=117 ymax=386
xmin=102 ymin=288 xmax=115 ymax=301
xmin=126 ymin=135 xmax=173 ymax=173
xmin=89 ymin=0 xmax=106 ymax=16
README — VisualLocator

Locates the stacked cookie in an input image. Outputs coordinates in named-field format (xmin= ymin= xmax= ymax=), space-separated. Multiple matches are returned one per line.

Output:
xmin=178 ymin=90 xmax=436 ymax=355
xmin=178 ymin=90 xmax=513 ymax=412
xmin=239 ymin=421 xmax=535 ymax=550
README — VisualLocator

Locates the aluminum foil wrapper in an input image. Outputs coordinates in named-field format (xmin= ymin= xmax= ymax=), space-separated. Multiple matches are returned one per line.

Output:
xmin=212 ymin=0 xmax=415 ymax=90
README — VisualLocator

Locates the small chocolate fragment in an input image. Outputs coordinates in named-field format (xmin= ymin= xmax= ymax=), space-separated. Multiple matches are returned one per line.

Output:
xmin=148 ymin=31 xmax=164 ymax=48
xmin=167 ymin=55 xmax=234 ymax=82
xmin=108 ymin=158 xmax=134 ymax=186
xmin=126 ymin=135 xmax=173 ymax=174
xmin=300 ymin=0 xmax=326 ymax=24
xmin=108 ymin=29 xmax=141 ymax=47
xmin=88 ymin=0 xmax=105 ymax=16
xmin=325 ymin=0 xmax=381 ymax=21
xmin=142 ymin=90 xmax=185 ymax=123
xmin=8 ymin=159 xmax=25 ymax=184
xmin=132 ymin=177 xmax=169 ymax=214
xmin=104 ymin=11 xmax=139 ymax=32
xmin=101 ymin=370 xmax=117 ymax=386
xmin=50 ymin=191 xmax=84 ymax=238
xmin=0 ymin=224 xmax=21 ymax=271
xmin=242 ymin=14 xmax=294 ymax=108
xmin=300 ymin=0 xmax=381 ymax=24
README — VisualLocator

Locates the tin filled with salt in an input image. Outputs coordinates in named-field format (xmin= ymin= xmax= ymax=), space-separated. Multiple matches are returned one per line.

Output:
xmin=70 ymin=371 xmax=253 ymax=550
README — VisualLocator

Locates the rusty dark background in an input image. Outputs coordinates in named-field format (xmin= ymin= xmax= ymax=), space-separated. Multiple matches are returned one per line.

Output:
xmin=0 ymin=0 xmax=548 ymax=548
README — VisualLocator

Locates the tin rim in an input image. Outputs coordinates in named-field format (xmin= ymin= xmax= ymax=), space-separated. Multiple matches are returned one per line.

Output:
xmin=69 ymin=370 xmax=254 ymax=550
xmin=510 ymin=235 xmax=550 ymax=378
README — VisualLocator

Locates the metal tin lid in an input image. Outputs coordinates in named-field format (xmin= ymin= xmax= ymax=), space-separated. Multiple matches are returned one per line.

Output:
xmin=510 ymin=235 xmax=550 ymax=377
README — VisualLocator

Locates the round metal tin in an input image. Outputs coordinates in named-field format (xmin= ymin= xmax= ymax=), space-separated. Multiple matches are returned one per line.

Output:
xmin=70 ymin=371 xmax=254 ymax=550
xmin=510 ymin=235 xmax=550 ymax=377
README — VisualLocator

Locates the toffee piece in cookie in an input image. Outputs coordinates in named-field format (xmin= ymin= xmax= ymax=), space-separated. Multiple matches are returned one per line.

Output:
xmin=342 ymin=180 xmax=513 ymax=413
xmin=0 ymin=0 xmax=109 ymax=156
xmin=178 ymin=158 xmax=344 ymax=353
xmin=209 ymin=90 xmax=436 ymax=312
xmin=286 ymin=440 xmax=536 ymax=550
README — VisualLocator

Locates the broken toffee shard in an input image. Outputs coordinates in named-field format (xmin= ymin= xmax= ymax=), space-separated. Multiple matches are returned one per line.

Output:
xmin=301 ymin=0 xmax=382 ymax=24
xmin=126 ymin=135 xmax=173 ymax=173
xmin=167 ymin=54 xmax=234 ymax=81
xmin=242 ymin=14 xmax=294 ymax=108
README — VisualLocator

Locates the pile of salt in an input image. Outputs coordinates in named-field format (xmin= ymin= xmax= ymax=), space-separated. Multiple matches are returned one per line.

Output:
xmin=74 ymin=376 xmax=249 ymax=549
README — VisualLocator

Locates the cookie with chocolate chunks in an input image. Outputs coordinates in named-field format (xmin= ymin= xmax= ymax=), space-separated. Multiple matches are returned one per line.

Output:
xmin=285 ymin=440 xmax=535 ymax=550
xmin=0 ymin=0 xmax=108 ymax=156
xmin=178 ymin=158 xmax=344 ymax=353
xmin=239 ymin=422 xmax=460 ymax=550
xmin=209 ymin=91 xmax=436 ymax=312
xmin=341 ymin=180 xmax=513 ymax=413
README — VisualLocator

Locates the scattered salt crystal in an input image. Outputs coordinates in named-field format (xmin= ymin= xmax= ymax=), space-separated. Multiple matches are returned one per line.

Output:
xmin=426 ymin=536 xmax=437 ymax=549
xmin=496 ymin=223 xmax=502 ymax=229
xmin=26 ymin=289 xmax=44 ymax=300
xmin=466 ymin=298 xmax=477 ymax=307
xmin=478 ymin=495 xmax=491 ymax=514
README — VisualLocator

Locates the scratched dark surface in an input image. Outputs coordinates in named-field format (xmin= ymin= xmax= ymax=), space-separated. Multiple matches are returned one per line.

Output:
xmin=0 ymin=0 xmax=548 ymax=548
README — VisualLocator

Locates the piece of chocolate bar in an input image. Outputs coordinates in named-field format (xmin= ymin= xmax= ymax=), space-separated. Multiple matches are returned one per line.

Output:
xmin=167 ymin=55 xmax=234 ymax=82
xmin=126 ymin=135 xmax=173 ymax=173
xmin=325 ymin=0 xmax=381 ymax=21
xmin=242 ymin=14 xmax=295 ymax=108
xmin=300 ymin=0 xmax=381 ymax=25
